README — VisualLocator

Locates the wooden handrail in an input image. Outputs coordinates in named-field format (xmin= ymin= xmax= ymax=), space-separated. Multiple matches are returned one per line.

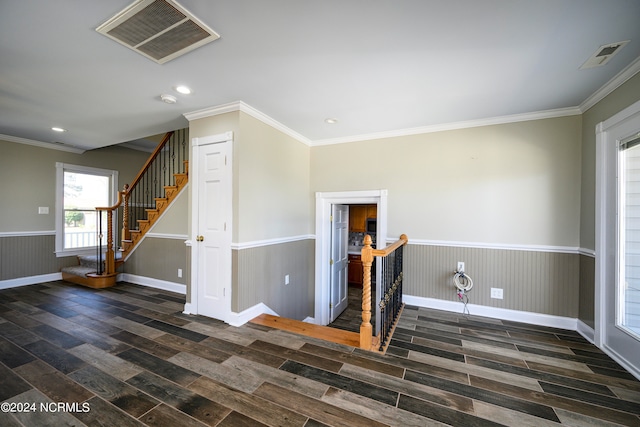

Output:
xmin=360 ymin=233 xmax=408 ymax=351
xmin=371 ymin=234 xmax=408 ymax=257
xmin=126 ymin=131 xmax=174 ymax=194
xmin=95 ymin=188 xmax=126 ymax=212
xmin=90 ymin=130 xmax=183 ymax=279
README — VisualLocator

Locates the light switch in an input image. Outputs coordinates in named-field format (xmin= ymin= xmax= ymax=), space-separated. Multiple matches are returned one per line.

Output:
xmin=38 ymin=207 xmax=49 ymax=214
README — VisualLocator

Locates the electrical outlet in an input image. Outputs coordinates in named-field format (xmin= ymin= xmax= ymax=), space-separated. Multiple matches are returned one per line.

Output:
xmin=491 ymin=288 xmax=503 ymax=299
xmin=457 ymin=262 xmax=465 ymax=273
xmin=285 ymin=274 xmax=290 ymax=285
xmin=177 ymin=269 xmax=182 ymax=278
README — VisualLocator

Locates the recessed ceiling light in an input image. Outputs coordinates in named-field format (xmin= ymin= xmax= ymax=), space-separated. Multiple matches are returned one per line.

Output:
xmin=51 ymin=127 xmax=66 ymax=132
xmin=160 ymin=94 xmax=177 ymax=104
xmin=175 ymin=85 xmax=192 ymax=95
xmin=325 ymin=118 xmax=338 ymax=124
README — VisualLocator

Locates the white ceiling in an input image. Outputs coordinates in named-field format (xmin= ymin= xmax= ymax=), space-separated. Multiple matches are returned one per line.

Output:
xmin=2 ymin=0 xmax=640 ymax=151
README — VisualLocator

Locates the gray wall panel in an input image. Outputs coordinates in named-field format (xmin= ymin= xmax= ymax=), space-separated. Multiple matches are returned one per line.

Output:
xmin=123 ymin=237 xmax=187 ymax=285
xmin=404 ymin=244 xmax=579 ymax=317
xmin=234 ymin=239 xmax=314 ymax=320
xmin=0 ymin=234 xmax=77 ymax=280
xmin=579 ymin=254 xmax=595 ymax=328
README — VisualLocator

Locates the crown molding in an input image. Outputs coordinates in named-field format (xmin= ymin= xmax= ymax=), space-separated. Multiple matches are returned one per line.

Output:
xmin=183 ymin=57 xmax=640 ymax=148
xmin=0 ymin=134 xmax=85 ymax=154
xmin=184 ymin=101 xmax=312 ymax=146
xmin=312 ymin=107 xmax=582 ymax=146
xmin=580 ymin=55 xmax=640 ymax=113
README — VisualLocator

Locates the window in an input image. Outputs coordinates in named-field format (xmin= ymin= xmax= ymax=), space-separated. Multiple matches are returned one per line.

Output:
xmin=55 ymin=163 xmax=118 ymax=256
xmin=619 ymin=134 xmax=640 ymax=340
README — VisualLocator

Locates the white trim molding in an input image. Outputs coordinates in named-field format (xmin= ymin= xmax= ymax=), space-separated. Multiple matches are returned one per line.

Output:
xmin=404 ymin=238 xmax=580 ymax=254
xmin=0 ymin=230 xmax=55 ymax=237
xmin=314 ymin=107 xmax=582 ymax=146
xmin=0 ymin=273 xmax=62 ymax=290
xmin=145 ymin=233 xmax=189 ymax=240
xmin=581 ymin=56 xmax=640 ymax=113
xmin=578 ymin=247 xmax=596 ymax=257
xmin=404 ymin=295 xmax=578 ymax=331
xmin=232 ymin=234 xmax=315 ymax=250
xmin=0 ymin=134 xmax=86 ymax=154
xmin=577 ymin=319 xmax=595 ymax=344
xmin=118 ymin=273 xmax=186 ymax=295
xmin=179 ymin=59 xmax=640 ymax=151
xmin=227 ymin=303 xmax=278 ymax=327
xmin=184 ymin=101 xmax=312 ymax=146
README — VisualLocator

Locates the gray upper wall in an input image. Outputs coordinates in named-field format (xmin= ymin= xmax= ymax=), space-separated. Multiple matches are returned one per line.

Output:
xmin=580 ymin=72 xmax=640 ymax=251
xmin=312 ymin=115 xmax=582 ymax=249
xmin=0 ymin=140 xmax=149 ymax=233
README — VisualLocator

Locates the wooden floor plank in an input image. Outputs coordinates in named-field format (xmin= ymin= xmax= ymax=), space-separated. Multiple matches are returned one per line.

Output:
xmin=1 ymin=281 xmax=640 ymax=427
xmin=250 ymin=314 xmax=360 ymax=348
xmin=253 ymin=382 xmax=388 ymax=427
xmin=189 ymin=375 xmax=309 ymax=427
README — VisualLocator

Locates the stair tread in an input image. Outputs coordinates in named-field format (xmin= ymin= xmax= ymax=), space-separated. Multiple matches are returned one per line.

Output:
xmin=250 ymin=314 xmax=361 ymax=348
xmin=61 ymin=266 xmax=96 ymax=277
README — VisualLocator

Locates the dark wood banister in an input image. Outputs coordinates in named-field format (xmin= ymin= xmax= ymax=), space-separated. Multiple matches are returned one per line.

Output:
xmin=127 ymin=131 xmax=174 ymax=191
xmin=93 ymin=131 xmax=176 ymax=277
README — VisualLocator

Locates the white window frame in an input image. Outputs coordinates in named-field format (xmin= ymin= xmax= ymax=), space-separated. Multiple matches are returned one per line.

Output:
xmin=55 ymin=162 xmax=118 ymax=257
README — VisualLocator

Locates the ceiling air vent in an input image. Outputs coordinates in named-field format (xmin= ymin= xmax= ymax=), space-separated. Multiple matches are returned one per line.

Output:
xmin=96 ymin=0 xmax=220 ymax=64
xmin=580 ymin=40 xmax=630 ymax=69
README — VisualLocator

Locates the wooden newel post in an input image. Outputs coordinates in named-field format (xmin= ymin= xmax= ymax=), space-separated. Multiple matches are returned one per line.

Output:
xmin=105 ymin=210 xmax=115 ymax=275
xmin=360 ymin=234 xmax=374 ymax=350
xmin=122 ymin=184 xmax=130 ymax=242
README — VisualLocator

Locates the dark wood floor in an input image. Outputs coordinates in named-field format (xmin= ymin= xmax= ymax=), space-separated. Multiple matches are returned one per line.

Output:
xmin=1 ymin=281 xmax=640 ymax=426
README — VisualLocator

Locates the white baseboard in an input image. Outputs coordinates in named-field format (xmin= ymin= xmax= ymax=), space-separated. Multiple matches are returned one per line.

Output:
xmin=303 ymin=316 xmax=315 ymax=323
xmin=118 ymin=273 xmax=186 ymax=295
xmin=0 ymin=273 xmax=62 ymax=290
xmin=577 ymin=319 xmax=595 ymax=344
xmin=404 ymin=295 xmax=578 ymax=331
xmin=227 ymin=303 xmax=278 ymax=327
xmin=183 ymin=302 xmax=195 ymax=315
xmin=602 ymin=343 xmax=640 ymax=382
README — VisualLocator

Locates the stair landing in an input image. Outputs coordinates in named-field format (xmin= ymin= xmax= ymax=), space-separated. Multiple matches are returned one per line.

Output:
xmin=250 ymin=314 xmax=361 ymax=348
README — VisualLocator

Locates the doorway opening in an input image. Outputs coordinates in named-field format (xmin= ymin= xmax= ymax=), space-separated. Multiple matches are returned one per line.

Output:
xmin=314 ymin=190 xmax=387 ymax=329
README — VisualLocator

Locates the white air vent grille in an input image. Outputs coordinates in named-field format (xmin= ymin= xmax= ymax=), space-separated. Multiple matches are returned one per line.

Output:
xmin=580 ymin=40 xmax=630 ymax=69
xmin=97 ymin=0 xmax=219 ymax=64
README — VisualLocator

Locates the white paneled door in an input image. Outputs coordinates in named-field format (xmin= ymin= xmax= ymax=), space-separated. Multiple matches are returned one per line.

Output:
xmin=330 ymin=204 xmax=349 ymax=322
xmin=193 ymin=136 xmax=232 ymax=322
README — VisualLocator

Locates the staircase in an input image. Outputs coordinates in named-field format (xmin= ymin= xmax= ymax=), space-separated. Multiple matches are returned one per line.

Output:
xmin=120 ymin=165 xmax=188 ymax=259
xmin=61 ymin=129 xmax=189 ymax=288
xmin=61 ymin=253 xmax=123 ymax=289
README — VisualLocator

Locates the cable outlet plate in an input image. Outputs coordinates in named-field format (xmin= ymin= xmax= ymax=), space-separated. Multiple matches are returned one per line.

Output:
xmin=491 ymin=288 xmax=503 ymax=299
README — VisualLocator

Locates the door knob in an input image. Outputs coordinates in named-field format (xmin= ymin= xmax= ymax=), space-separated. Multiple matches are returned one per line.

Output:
xmin=196 ymin=235 xmax=204 ymax=242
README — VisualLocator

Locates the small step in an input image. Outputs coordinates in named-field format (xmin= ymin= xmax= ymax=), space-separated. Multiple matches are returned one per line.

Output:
xmin=250 ymin=314 xmax=361 ymax=348
xmin=145 ymin=209 xmax=159 ymax=222
xmin=155 ymin=197 xmax=168 ymax=210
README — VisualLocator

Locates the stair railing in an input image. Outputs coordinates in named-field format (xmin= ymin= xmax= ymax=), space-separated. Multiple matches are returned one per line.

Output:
xmin=360 ymin=233 xmax=408 ymax=351
xmin=95 ymin=190 xmax=125 ymax=276
xmin=122 ymin=128 xmax=188 ymax=243
xmin=91 ymin=129 xmax=188 ymax=277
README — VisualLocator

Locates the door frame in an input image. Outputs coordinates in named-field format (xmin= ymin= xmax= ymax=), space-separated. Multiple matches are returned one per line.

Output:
xmin=314 ymin=189 xmax=387 ymax=326
xmin=595 ymin=99 xmax=640 ymax=380
xmin=185 ymin=131 xmax=233 ymax=321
